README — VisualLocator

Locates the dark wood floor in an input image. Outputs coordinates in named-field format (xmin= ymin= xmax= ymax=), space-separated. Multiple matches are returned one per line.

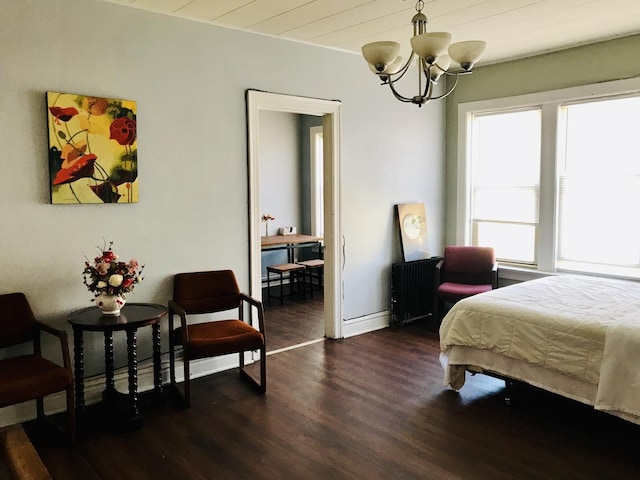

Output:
xmin=24 ymin=304 xmax=640 ymax=480
xmin=262 ymin=286 xmax=324 ymax=352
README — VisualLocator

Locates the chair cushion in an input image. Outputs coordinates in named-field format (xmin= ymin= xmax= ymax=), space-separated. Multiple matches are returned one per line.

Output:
xmin=437 ymin=282 xmax=493 ymax=302
xmin=0 ymin=355 xmax=72 ymax=408
xmin=176 ymin=320 xmax=264 ymax=359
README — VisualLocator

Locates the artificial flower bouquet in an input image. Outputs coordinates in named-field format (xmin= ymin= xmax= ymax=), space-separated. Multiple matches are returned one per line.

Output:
xmin=83 ymin=241 xmax=144 ymax=298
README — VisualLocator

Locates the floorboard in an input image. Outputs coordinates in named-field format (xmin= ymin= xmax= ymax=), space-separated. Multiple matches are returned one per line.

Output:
xmin=23 ymin=303 xmax=640 ymax=480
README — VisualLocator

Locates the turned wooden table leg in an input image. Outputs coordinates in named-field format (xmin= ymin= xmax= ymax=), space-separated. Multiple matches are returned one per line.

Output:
xmin=126 ymin=328 xmax=140 ymax=421
xmin=72 ymin=326 xmax=85 ymax=419
xmin=104 ymin=330 xmax=115 ymax=404
xmin=152 ymin=322 xmax=163 ymax=396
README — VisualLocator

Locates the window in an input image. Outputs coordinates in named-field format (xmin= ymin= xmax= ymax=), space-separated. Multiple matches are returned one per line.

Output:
xmin=557 ymin=96 xmax=640 ymax=276
xmin=470 ymin=109 xmax=541 ymax=264
xmin=459 ymin=78 xmax=640 ymax=279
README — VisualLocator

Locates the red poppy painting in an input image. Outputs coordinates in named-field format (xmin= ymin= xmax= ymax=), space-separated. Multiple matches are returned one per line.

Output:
xmin=47 ymin=92 xmax=138 ymax=204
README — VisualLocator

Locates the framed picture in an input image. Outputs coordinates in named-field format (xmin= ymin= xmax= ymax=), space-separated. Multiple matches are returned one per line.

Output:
xmin=396 ymin=202 xmax=429 ymax=261
xmin=46 ymin=91 xmax=138 ymax=204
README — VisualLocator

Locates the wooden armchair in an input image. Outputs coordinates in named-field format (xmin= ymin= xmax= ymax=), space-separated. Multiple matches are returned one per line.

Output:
xmin=0 ymin=293 xmax=75 ymax=441
xmin=168 ymin=270 xmax=266 ymax=408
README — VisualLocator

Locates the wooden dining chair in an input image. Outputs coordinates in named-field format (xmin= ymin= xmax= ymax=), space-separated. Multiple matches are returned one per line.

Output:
xmin=168 ymin=270 xmax=266 ymax=408
xmin=0 ymin=292 xmax=75 ymax=441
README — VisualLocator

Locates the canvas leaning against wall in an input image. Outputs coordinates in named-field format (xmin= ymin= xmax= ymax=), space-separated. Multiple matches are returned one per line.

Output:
xmin=396 ymin=202 xmax=429 ymax=261
xmin=47 ymin=92 xmax=138 ymax=204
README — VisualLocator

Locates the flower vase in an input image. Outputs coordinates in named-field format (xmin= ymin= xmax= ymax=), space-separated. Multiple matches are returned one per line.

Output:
xmin=265 ymin=223 xmax=269 ymax=237
xmin=95 ymin=293 xmax=126 ymax=315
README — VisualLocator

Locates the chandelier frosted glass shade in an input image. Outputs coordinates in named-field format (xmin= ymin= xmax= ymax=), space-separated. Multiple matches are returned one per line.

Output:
xmin=362 ymin=41 xmax=400 ymax=72
xmin=448 ymin=41 xmax=487 ymax=70
xmin=410 ymin=32 xmax=452 ymax=63
xmin=369 ymin=56 xmax=404 ymax=75
xmin=361 ymin=0 xmax=486 ymax=106
xmin=430 ymin=55 xmax=451 ymax=82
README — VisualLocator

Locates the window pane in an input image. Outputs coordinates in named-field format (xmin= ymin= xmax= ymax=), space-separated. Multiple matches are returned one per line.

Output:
xmin=474 ymin=110 xmax=541 ymax=185
xmin=473 ymin=186 xmax=539 ymax=223
xmin=475 ymin=222 xmax=536 ymax=264
xmin=558 ymin=175 xmax=640 ymax=266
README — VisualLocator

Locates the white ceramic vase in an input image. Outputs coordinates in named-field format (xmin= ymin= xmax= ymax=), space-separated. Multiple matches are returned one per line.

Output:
xmin=95 ymin=292 xmax=126 ymax=315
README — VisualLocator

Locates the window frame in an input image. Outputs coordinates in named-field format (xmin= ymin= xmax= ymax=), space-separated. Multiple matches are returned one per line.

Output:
xmin=457 ymin=77 xmax=640 ymax=278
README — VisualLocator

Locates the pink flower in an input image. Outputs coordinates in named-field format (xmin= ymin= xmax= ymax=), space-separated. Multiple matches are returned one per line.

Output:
xmin=96 ymin=262 xmax=110 ymax=275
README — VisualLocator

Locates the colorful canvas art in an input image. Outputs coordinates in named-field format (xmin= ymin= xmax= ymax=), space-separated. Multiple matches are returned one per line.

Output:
xmin=47 ymin=92 xmax=138 ymax=204
xmin=396 ymin=202 xmax=429 ymax=261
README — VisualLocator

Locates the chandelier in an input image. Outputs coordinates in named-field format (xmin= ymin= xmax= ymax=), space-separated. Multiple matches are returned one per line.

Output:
xmin=361 ymin=0 xmax=486 ymax=107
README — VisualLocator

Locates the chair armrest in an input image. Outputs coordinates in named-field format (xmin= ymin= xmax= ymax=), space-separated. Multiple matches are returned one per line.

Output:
xmin=36 ymin=321 xmax=72 ymax=370
xmin=168 ymin=299 xmax=189 ymax=343
xmin=492 ymin=262 xmax=499 ymax=289
xmin=239 ymin=293 xmax=265 ymax=335
xmin=435 ymin=259 xmax=444 ymax=285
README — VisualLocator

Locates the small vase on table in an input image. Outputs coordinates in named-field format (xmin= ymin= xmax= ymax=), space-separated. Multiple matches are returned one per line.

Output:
xmin=95 ymin=292 xmax=126 ymax=315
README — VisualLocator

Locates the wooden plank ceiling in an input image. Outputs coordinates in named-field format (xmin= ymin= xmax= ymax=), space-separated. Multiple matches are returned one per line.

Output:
xmin=102 ymin=0 xmax=640 ymax=65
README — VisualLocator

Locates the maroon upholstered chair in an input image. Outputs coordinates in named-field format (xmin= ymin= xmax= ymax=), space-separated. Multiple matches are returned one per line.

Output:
xmin=434 ymin=246 xmax=498 ymax=321
xmin=168 ymin=270 xmax=266 ymax=408
xmin=0 ymin=293 xmax=75 ymax=441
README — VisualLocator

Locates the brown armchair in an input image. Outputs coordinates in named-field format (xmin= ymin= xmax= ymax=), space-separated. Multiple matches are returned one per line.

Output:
xmin=168 ymin=270 xmax=266 ymax=408
xmin=434 ymin=246 xmax=498 ymax=321
xmin=0 ymin=293 xmax=75 ymax=441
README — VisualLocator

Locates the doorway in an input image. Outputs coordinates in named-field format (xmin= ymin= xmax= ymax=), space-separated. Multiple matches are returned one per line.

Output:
xmin=246 ymin=90 xmax=343 ymax=341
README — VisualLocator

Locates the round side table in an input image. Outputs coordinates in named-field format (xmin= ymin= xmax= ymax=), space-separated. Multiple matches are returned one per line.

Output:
xmin=67 ymin=303 xmax=167 ymax=431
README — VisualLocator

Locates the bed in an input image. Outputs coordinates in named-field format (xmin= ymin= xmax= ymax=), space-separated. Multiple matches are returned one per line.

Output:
xmin=439 ymin=274 xmax=640 ymax=425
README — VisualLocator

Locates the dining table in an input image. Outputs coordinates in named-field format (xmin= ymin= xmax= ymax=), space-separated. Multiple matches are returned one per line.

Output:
xmin=261 ymin=234 xmax=323 ymax=263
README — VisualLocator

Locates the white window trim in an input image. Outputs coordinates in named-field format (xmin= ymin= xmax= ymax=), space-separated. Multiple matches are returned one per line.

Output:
xmin=457 ymin=76 xmax=640 ymax=277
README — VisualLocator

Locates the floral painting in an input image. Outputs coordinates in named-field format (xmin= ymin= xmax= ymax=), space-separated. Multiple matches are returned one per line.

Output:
xmin=47 ymin=91 xmax=138 ymax=204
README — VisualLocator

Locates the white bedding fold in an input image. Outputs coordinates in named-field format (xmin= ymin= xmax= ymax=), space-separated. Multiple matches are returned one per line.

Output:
xmin=595 ymin=314 xmax=640 ymax=419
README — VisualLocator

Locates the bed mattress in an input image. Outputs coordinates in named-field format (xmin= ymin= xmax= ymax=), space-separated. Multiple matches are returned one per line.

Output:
xmin=439 ymin=274 xmax=640 ymax=424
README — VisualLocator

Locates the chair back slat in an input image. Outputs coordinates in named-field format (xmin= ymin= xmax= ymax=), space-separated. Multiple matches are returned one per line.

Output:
xmin=173 ymin=270 xmax=241 ymax=314
xmin=0 ymin=292 xmax=37 ymax=348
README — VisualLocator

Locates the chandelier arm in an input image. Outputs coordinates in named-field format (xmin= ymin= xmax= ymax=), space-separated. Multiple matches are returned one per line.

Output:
xmin=386 ymin=81 xmax=418 ymax=103
xmin=387 ymin=51 xmax=416 ymax=83
xmin=426 ymin=74 xmax=460 ymax=101
xmin=421 ymin=62 xmax=433 ymax=99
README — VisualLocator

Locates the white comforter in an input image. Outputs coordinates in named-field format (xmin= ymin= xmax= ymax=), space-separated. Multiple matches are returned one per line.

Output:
xmin=439 ymin=274 xmax=640 ymax=423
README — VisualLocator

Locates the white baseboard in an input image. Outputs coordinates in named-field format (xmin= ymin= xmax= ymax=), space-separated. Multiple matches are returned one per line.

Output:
xmin=343 ymin=310 xmax=390 ymax=338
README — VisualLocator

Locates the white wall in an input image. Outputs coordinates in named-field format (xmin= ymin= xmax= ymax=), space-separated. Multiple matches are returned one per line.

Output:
xmin=0 ymin=0 xmax=445 ymax=422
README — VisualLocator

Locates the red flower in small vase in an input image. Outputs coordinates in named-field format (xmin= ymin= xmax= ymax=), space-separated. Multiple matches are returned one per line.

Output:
xmin=109 ymin=117 xmax=137 ymax=146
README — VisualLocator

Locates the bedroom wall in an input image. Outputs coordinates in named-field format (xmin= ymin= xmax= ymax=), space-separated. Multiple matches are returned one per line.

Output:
xmin=444 ymin=34 xmax=640 ymax=246
xmin=0 ymin=0 xmax=445 ymax=423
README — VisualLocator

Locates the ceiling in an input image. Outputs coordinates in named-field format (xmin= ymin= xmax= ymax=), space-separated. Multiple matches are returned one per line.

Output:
xmin=102 ymin=0 xmax=640 ymax=65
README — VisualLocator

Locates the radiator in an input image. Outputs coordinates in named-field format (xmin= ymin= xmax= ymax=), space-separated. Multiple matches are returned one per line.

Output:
xmin=391 ymin=257 xmax=440 ymax=326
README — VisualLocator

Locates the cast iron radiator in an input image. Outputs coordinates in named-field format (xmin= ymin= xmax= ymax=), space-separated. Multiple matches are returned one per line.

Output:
xmin=391 ymin=257 xmax=440 ymax=326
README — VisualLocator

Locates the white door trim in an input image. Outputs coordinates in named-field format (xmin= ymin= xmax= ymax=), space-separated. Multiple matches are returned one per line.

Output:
xmin=246 ymin=90 xmax=343 ymax=339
